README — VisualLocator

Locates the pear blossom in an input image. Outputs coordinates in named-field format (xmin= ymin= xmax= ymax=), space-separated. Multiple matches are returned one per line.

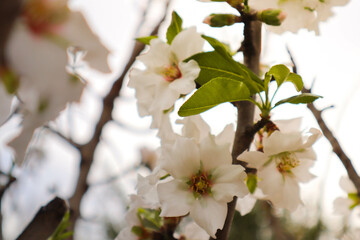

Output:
xmin=128 ymin=27 xmax=204 ymax=135
xmin=334 ymin=176 xmax=360 ymax=216
xmin=238 ymin=128 xmax=321 ymax=211
xmin=5 ymin=0 xmax=110 ymax=164
xmin=157 ymin=135 xmax=248 ymax=237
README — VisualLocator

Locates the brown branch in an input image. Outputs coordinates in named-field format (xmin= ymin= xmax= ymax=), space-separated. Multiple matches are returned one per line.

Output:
xmin=16 ymin=197 xmax=68 ymax=240
xmin=287 ymin=49 xmax=360 ymax=195
xmin=303 ymin=87 xmax=360 ymax=194
xmin=211 ymin=16 xmax=262 ymax=240
xmin=67 ymin=2 xmax=170 ymax=238
xmin=43 ymin=125 xmax=81 ymax=149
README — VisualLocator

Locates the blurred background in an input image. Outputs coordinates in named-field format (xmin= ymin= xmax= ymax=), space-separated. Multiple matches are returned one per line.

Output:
xmin=1 ymin=0 xmax=360 ymax=239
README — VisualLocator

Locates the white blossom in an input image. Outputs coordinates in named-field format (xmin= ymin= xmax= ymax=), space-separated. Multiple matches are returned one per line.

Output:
xmin=128 ymin=27 xmax=204 ymax=136
xmin=5 ymin=0 xmax=110 ymax=164
xmin=157 ymin=135 xmax=248 ymax=237
xmin=334 ymin=176 xmax=360 ymax=216
xmin=238 ymin=128 xmax=321 ymax=211
xmin=249 ymin=0 xmax=350 ymax=34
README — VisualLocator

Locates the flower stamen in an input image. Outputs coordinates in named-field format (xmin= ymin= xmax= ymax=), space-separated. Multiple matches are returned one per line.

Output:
xmin=161 ymin=63 xmax=182 ymax=82
xmin=188 ymin=171 xmax=212 ymax=198
xmin=274 ymin=152 xmax=300 ymax=174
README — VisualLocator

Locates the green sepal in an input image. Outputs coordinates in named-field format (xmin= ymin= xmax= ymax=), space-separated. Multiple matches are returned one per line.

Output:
xmin=47 ymin=210 xmax=73 ymax=240
xmin=166 ymin=11 xmax=183 ymax=44
xmin=137 ymin=208 xmax=162 ymax=230
xmin=274 ymin=93 xmax=322 ymax=107
xmin=246 ymin=174 xmax=257 ymax=194
xmin=136 ymin=36 xmax=158 ymax=45
xmin=1 ymin=68 xmax=19 ymax=94
xmin=268 ymin=64 xmax=303 ymax=91
xmin=131 ymin=226 xmax=144 ymax=237
xmin=178 ymin=77 xmax=251 ymax=116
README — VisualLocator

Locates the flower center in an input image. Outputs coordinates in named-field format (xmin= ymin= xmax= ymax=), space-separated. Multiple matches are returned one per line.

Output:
xmin=161 ymin=63 xmax=182 ymax=82
xmin=188 ymin=171 xmax=212 ymax=198
xmin=22 ymin=0 xmax=70 ymax=35
xmin=274 ymin=152 xmax=300 ymax=174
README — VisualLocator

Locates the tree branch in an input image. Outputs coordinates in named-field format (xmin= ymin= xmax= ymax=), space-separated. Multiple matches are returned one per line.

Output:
xmin=211 ymin=17 xmax=262 ymax=240
xmin=287 ymin=49 xmax=360 ymax=195
xmin=16 ymin=197 xmax=68 ymax=240
xmin=67 ymin=2 xmax=170 ymax=238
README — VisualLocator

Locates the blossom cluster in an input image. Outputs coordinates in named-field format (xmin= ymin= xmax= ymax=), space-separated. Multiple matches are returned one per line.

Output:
xmin=117 ymin=19 xmax=325 ymax=238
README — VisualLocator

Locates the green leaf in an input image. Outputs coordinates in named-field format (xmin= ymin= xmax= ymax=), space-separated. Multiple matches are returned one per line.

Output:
xmin=287 ymin=72 xmax=303 ymax=91
xmin=274 ymin=93 xmax=322 ymax=107
xmin=268 ymin=64 xmax=290 ymax=87
xmin=201 ymin=35 xmax=263 ymax=89
xmin=189 ymin=51 xmax=263 ymax=94
xmin=268 ymin=64 xmax=303 ymax=91
xmin=246 ymin=174 xmax=257 ymax=194
xmin=178 ymin=77 xmax=251 ymax=116
xmin=136 ymin=36 xmax=158 ymax=45
xmin=166 ymin=11 xmax=183 ymax=44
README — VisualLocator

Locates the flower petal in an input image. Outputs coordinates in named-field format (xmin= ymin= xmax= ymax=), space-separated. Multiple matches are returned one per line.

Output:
xmin=200 ymin=136 xmax=232 ymax=171
xmin=189 ymin=197 xmax=227 ymax=238
xmin=170 ymin=27 xmax=204 ymax=62
xmin=158 ymin=180 xmax=192 ymax=217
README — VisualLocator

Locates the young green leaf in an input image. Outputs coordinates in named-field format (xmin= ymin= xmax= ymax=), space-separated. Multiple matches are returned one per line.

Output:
xmin=286 ymin=72 xmax=303 ymax=91
xmin=166 ymin=11 xmax=183 ymax=44
xmin=246 ymin=174 xmax=257 ymax=194
xmin=189 ymin=51 xmax=262 ymax=94
xmin=136 ymin=36 xmax=158 ymax=45
xmin=274 ymin=93 xmax=322 ymax=107
xmin=201 ymin=35 xmax=263 ymax=88
xmin=178 ymin=77 xmax=251 ymax=116
xmin=268 ymin=64 xmax=290 ymax=87
xmin=268 ymin=64 xmax=303 ymax=91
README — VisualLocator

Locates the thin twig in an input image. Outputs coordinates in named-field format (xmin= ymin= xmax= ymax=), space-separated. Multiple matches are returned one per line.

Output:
xmin=287 ymin=48 xmax=360 ymax=195
xmin=67 ymin=1 xmax=171 ymax=238
xmin=43 ymin=125 xmax=82 ymax=149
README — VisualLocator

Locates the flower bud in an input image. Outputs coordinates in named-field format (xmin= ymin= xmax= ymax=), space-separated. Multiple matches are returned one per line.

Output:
xmin=257 ymin=9 xmax=286 ymax=26
xmin=203 ymin=14 xmax=238 ymax=27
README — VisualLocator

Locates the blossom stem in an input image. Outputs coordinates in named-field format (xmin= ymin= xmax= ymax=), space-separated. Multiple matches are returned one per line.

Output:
xmin=210 ymin=18 xmax=262 ymax=240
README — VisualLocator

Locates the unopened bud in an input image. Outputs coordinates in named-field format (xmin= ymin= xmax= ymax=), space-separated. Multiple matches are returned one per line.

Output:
xmin=203 ymin=14 xmax=238 ymax=27
xmin=257 ymin=9 xmax=286 ymax=26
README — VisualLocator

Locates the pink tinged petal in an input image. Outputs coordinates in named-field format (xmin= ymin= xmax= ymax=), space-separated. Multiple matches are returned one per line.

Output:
xmin=295 ymin=147 xmax=316 ymax=161
xmin=168 ymin=60 xmax=198 ymax=94
xmin=237 ymin=151 xmax=267 ymax=169
xmin=339 ymin=176 xmax=357 ymax=193
xmin=302 ymin=128 xmax=322 ymax=148
xmin=263 ymin=131 xmax=303 ymax=155
xmin=170 ymin=27 xmax=204 ymax=62
xmin=236 ymin=194 xmax=257 ymax=216
xmin=274 ymin=117 xmax=302 ymax=133
xmin=200 ymin=136 xmax=232 ymax=171
xmin=151 ymin=81 xmax=179 ymax=111
xmin=177 ymin=115 xmax=211 ymax=142
xmin=291 ymin=159 xmax=315 ymax=183
xmin=158 ymin=180 xmax=193 ymax=217
xmin=333 ymin=197 xmax=352 ymax=216
xmin=211 ymin=165 xmax=248 ymax=201
xmin=215 ymin=124 xmax=235 ymax=148
xmin=257 ymin=162 xmax=283 ymax=197
xmin=160 ymin=137 xmax=200 ymax=179
xmin=137 ymin=39 xmax=171 ymax=69
xmin=280 ymin=177 xmax=302 ymax=211
xmin=60 ymin=11 xmax=111 ymax=73
xmin=189 ymin=197 xmax=227 ymax=238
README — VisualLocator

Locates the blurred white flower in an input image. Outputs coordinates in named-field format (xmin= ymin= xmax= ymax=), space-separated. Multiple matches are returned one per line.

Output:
xmin=250 ymin=0 xmax=349 ymax=34
xmin=157 ymin=135 xmax=248 ymax=237
xmin=238 ymin=128 xmax=321 ymax=211
xmin=334 ymin=176 xmax=359 ymax=216
xmin=5 ymin=0 xmax=111 ymax=164
xmin=128 ymin=27 xmax=204 ymax=136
